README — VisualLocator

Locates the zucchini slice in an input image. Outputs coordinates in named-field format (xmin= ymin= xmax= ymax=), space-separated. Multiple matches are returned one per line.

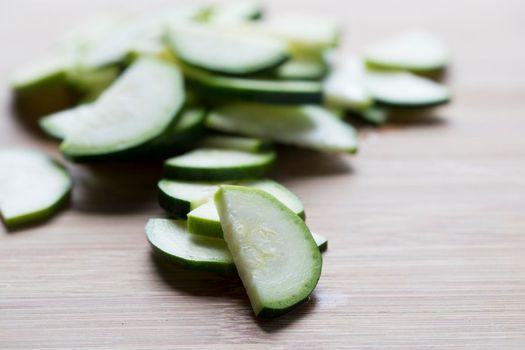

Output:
xmin=364 ymin=30 xmax=449 ymax=73
xmin=214 ymin=185 xmax=322 ymax=317
xmin=158 ymin=179 xmax=226 ymax=218
xmin=60 ymin=57 xmax=185 ymax=161
xmin=188 ymin=179 xmax=305 ymax=238
xmin=166 ymin=24 xmax=287 ymax=75
xmin=163 ymin=148 xmax=276 ymax=181
xmin=149 ymin=108 xmax=206 ymax=154
xmin=11 ymin=54 xmax=72 ymax=94
xmin=206 ymin=103 xmax=358 ymax=153
xmin=275 ymin=59 xmax=327 ymax=80
xmin=82 ymin=6 xmax=209 ymax=69
xmin=145 ymin=219 xmax=235 ymax=274
xmin=209 ymin=0 xmax=263 ymax=24
xmin=324 ymin=54 xmax=373 ymax=111
xmin=263 ymin=14 xmax=340 ymax=57
xmin=351 ymin=107 xmax=389 ymax=125
xmin=40 ymin=104 xmax=93 ymax=140
xmin=366 ymin=71 xmax=450 ymax=108
xmin=145 ymin=218 xmax=327 ymax=274
xmin=181 ymin=63 xmax=323 ymax=104
xmin=199 ymin=135 xmax=272 ymax=153
xmin=0 ymin=149 xmax=71 ymax=228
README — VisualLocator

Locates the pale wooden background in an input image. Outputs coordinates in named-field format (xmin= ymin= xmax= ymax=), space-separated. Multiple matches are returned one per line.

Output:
xmin=1 ymin=0 xmax=525 ymax=349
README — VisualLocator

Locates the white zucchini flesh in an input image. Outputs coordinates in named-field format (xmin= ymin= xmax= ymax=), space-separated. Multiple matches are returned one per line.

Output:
xmin=209 ymin=0 xmax=263 ymax=24
xmin=10 ymin=17 xmax=119 ymax=91
xmin=276 ymin=59 xmax=327 ymax=80
xmin=324 ymin=54 xmax=373 ymax=111
xmin=366 ymin=71 xmax=450 ymax=107
xmin=263 ymin=13 xmax=340 ymax=56
xmin=214 ymin=185 xmax=322 ymax=317
xmin=364 ymin=30 xmax=449 ymax=72
xmin=188 ymin=179 xmax=305 ymax=238
xmin=0 ymin=149 xmax=71 ymax=228
xmin=166 ymin=24 xmax=288 ymax=75
xmin=60 ymin=57 xmax=184 ymax=159
xmin=206 ymin=103 xmax=358 ymax=153
xmin=40 ymin=104 xmax=93 ymax=140
xmin=145 ymin=219 xmax=327 ymax=274
xmin=82 ymin=6 xmax=208 ymax=68
xmin=166 ymin=149 xmax=274 ymax=168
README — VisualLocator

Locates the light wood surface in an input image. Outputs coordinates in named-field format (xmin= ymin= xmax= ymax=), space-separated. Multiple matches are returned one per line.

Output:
xmin=1 ymin=1 xmax=525 ymax=348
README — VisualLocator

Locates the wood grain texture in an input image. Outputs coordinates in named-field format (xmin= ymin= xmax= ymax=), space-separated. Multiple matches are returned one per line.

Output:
xmin=1 ymin=0 xmax=525 ymax=348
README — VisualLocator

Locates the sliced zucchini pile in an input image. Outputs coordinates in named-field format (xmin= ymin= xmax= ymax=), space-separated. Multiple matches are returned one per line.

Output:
xmin=147 ymin=178 xmax=328 ymax=317
xmin=9 ymin=1 xmax=453 ymax=320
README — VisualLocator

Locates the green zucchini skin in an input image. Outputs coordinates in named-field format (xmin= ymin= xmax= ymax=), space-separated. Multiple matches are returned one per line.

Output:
xmin=150 ymin=243 xmax=237 ymax=275
xmin=163 ymin=156 xmax=275 ymax=181
xmin=60 ymin=113 xmax=182 ymax=162
xmin=2 ymin=181 xmax=70 ymax=229
xmin=1 ymin=157 xmax=72 ymax=229
xmin=374 ymin=98 xmax=451 ymax=109
xmin=180 ymin=63 xmax=323 ymax=105
xmin=157 ymin=187 xmax=192 ymax=219
xmin=180 ymin=55 xmax=290 ymax=78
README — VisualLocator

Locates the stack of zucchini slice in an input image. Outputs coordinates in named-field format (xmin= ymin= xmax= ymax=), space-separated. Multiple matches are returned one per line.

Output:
xmin=6 ymin=0 xmax=452 ymax=318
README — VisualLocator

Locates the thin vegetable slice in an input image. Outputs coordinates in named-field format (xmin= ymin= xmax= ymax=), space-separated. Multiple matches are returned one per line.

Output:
xmin=199 ymin=135 xmax=272 ymax=153
xmin=188 ymin=179 xmax=305 ymax=238
xmin=275 ymin=59 xmax=327 ymax=80
xmin=145 ymin=218 xmax=327 ymax=274
xmin=82 ymin=6 xmax=209 ymax=69
xmin=0 ymin=149 xmax=71 ymax=228
xmin=60 ymin=57 xmax=185 ymax=161
xmin=158 ymin=180 xmax=226 ymax=218
xmin=164 ymin=148 xmax=276 ymax=180
xmin=181 ymin=63 xmax=322 ymax=104
xmin=206 ymin=103 xmax=358 ymax=153
xmin=364 ymin=30 xmax=449 ymax=73
xmin=214 ymin=185 xmax=322 ymax=317
xmin=324 ymin=54 xmax=372 ymax=111
xmin=149 ymin=108 xmax=206 ymax=154
xmin=209 ymin=0 xmax=263 ymax=24
xmin=145 ymin=218 xmax=235 ymax=274
xmin=166 ymin=24 xmax=287 ymax=76
xmin=366 ymin=71 xmax=450 ymax=108
xmin=40 ymin=104 xmax=93 ymax=140
xmin=263 ymin=13 xmax=340 ymax=57
xmin=350 ymin=106 xmax=389 ymax=125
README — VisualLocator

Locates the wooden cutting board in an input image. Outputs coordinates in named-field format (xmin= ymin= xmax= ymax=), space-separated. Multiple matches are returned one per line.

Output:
xmin=1 ymin=0 xmax=524 ymax=348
